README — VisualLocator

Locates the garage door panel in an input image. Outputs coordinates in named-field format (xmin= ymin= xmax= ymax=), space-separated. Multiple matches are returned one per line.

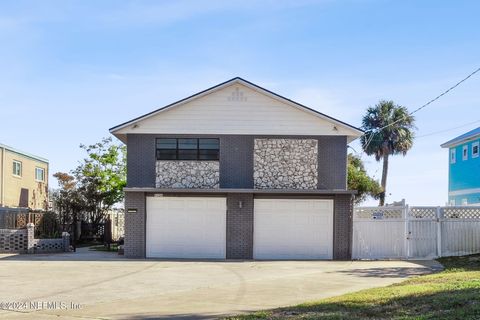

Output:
xmin=146 ymin=197 xmax=226 ymax=259
xmin=254 ymin=199 xmax=333 ymax=260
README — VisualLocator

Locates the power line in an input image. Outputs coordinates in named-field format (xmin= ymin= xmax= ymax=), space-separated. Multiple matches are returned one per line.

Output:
xmin=363 ymin=66 xmax=480 ymax=150
xmin=416 ymin=119 xmax=480 ymax=139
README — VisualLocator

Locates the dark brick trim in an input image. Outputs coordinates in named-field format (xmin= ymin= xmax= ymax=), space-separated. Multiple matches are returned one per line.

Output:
xmin=124 ymin=192 xmax=146 ymax=258
xmin=226 ymin=194 xmax=254 ymax=259
xmin=333 ymin=193 xmax=354 ymax=260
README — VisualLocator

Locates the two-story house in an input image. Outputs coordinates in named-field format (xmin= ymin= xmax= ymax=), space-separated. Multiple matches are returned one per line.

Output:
xmin=110 ymin=78 xmax=363 ymax=260
xmin=0 ymin=143 xmax=49 ymax=210
xmin=441 ymin=127 xmax=480 ymax=205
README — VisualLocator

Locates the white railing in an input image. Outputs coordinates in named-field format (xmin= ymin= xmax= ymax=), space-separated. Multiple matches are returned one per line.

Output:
xmin=353 ymin=205 xmax=480 ymax=259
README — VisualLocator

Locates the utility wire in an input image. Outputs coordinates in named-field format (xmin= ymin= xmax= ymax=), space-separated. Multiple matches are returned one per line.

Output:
xmin=363 ymin=66 xmax=480 ymax=150
xmin=416 ymin=119 xmax=480 ymax=139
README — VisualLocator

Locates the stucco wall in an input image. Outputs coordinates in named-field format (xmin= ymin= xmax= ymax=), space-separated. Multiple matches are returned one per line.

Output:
xmin=0 ymin=148 xmax=48 ymax=210
xmin=253 ymin=138 xmax=318 ymax=189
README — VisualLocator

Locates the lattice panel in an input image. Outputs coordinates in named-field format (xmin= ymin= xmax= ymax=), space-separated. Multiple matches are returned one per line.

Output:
xmin=16 ymin=214 xmax=27 ymax=228
xmin=354 ymin=207 xmax=404 ymax=219
xmin=34 ymin=213 xmax=43 ymax=226
xmin=409 ymin=207 xmax=437 ymax=219
xmin=443 ymin=207 xmax=480 ymax=219
xmin=0 ymin=230 xmax=27 ymax=252
xmin=33 ymin=239 xmax=64 ymax=252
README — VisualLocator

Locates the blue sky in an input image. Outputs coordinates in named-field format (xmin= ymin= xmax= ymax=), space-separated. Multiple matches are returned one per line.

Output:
xmin=0 ymin=0 xmax=479 ymax=205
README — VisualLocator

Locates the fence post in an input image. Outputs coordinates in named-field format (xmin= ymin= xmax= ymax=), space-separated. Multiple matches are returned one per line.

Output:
xmin=436 ymin=206 xmax=442 ymax=258
xmin=62 ymin=232 xmax=70 ymax=252
xmin=26 ymin=223 xmax=35 ymax=254
xmin=404 ymin=205 xmax=410 ymax=259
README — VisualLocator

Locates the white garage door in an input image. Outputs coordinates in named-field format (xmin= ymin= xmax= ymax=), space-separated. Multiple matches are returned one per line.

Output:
xmin=146 ymin=196 xmax=226 ymax=259
xmin=254 ymin=199 xmax=334 ymax=260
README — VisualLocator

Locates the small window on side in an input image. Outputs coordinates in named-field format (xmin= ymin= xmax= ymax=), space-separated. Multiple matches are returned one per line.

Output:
xmin=450 ymin=148 xmax=456 ymax=164
xmin=35 ymin=167 xmax=45 ymax=182
xmin=472 ymin=142 xmax=479 ymax=158
xmin=463 ymin=145 xmax=468 ymax=161
xmin=13 ymin=160 xmax=22 ymax=176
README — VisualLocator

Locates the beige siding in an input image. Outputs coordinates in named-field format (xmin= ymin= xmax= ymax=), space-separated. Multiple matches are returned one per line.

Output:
xmin=0 ymin=148 xmax=3 ymax=206
xmin=116 ymin=82 xmax=359 ymax=140
xmin=1 ymin=149 xmax=48 ymax=210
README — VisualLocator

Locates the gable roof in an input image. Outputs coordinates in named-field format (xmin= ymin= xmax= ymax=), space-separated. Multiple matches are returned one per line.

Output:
xmin=441 ymin=126 xmax=480 ymax=148
xmin=0 ymin=143 xmax=49 ymax=163
xmin=110 ymin=77 xmax=364 ymax=142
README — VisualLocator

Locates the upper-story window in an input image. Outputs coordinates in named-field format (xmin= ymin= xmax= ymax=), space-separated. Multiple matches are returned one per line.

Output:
xmin=463 ymin=145 xmax=468 ymax=161
xmin=156 ymin=138 xmax=220 ymax=161
xmin=450 ymin=148 xmax=456 ymax=164
xmin=13 ymin=160 xmax=22 ymax=177
xmin=472 ymin=142 xmax=479 ymax=158
xmin=35 ymin=167 xmax=45 ymax=182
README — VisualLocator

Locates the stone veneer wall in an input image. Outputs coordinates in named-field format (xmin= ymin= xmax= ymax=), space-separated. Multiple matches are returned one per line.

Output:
xmin=253 ymin=139 xmax=318 ymax=189
xmin=156 ymin=161 xmax=220 ymax=188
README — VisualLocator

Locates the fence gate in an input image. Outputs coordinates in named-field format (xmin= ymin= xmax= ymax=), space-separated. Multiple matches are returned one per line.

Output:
xmin=353 ymin=205 xmax=480 ymax=259
xmin=407 ymin=207 xmax=438 ymax=259
xmin=353 ymin=207 xmax=407 ymax=259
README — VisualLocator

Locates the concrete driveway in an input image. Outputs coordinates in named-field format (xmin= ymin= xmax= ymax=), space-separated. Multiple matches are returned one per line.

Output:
xmin=0 ymin=248 xmax=441 ymax=320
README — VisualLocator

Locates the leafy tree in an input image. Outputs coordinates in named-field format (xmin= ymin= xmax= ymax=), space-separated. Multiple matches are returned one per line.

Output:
xmin=347 ymin=154 xmax=382 ymax=205
xmin=73 ymin=137 xmax=126 ymax=224
xmin=52 ymin=172 xmax=85 ymax=239
xmin=360 ymin=100 xmax=415 ymax=206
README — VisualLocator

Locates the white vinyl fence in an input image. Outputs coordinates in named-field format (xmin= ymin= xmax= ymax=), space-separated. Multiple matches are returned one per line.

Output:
xmin=353 ymin=206 xmax=480 ymax=259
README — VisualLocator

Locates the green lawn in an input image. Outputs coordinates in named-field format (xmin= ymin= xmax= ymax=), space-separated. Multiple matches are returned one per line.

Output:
xmin=226 ymin=255 xmax=480 ymax=320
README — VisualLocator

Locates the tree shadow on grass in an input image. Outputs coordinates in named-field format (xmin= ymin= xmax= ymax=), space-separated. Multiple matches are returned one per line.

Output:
xmin=331 ymin=266 xmax=435 ymax=278
xmin=272 ymin=287 xmax=480 ymax=320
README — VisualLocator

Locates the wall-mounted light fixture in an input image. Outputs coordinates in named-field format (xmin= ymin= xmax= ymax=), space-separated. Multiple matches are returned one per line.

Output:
xmin=238 ymin=201 xmax=243 ymax=209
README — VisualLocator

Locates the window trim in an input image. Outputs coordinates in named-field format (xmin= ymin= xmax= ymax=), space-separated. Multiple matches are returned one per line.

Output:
xmin=35 ymin=167 xmax=45 ymax=182
xmin=12 ymin=160 xmax=22 ymax=177
xmin=156 ymin=138 xmax=220 ymax=161
xmin=450 ymin=148 xmax=456 ymax=164
xmin=462 ymin=145 xmax=468 ymax=161
xmin=472 ymin=142 xmax=479 ymax=159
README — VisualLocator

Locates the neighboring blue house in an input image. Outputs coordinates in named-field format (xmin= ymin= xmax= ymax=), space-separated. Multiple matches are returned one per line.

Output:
xmin=441 ymin=127 xmax=480 ymax=205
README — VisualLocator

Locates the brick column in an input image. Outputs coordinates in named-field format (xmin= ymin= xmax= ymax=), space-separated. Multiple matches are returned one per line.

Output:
xmin=124 ymin=192 xmax=146 ymax=258
xmin=226 ymin=193 xmax=254 ymax=259
xmin=333 ymin=194 xmax=354 ymax=260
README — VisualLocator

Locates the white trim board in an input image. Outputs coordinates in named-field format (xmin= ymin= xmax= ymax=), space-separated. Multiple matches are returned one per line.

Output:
xmin=449 ymin=188 xmax=480 ymax=197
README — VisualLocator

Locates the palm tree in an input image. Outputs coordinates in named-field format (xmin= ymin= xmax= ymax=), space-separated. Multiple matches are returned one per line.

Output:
xmin=360 ymin=100 xmax=415 ymax=206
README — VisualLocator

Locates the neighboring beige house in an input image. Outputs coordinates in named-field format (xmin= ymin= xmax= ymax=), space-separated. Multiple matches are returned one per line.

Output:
xmin=0 ymin=143 xmax=49 ymax=210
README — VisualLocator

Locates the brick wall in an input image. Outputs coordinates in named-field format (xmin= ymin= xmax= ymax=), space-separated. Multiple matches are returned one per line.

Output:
xmin=226 ymin=193 xmax=253 ymax=259
xmin=333 ymin=193 xmax=354 ymax=260
xmin=124 ymin=192 xmax=146 ymax=258
xmin=126 ymin=134 xmax=348 ymax=190
xmin=220 ymin=135 xmax=254 ymax=188
xmin=126 ymin=135 xmax=156 ymax=188
xmin=317 ymin=136 xmax=347 ymax=190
